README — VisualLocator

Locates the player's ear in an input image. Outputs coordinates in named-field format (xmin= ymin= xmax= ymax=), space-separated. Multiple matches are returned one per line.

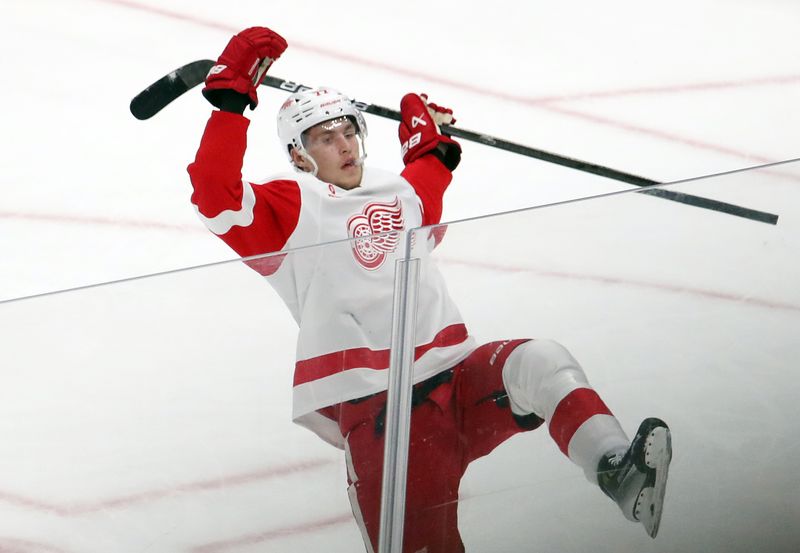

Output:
xmin=290 ymin=148 xmax=312 ymax=172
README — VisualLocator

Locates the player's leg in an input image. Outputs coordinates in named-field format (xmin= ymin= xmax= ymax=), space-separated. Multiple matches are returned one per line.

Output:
xmin=454 ymin=340 xmax=546 ymax=465
xmin=342 ymin=392 xmax=468 ymax=553
xmin=500 ymin=338 xmax=672 ymax=537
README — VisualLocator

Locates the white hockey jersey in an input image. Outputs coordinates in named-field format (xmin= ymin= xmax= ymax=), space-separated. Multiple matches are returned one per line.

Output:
xmin=188 ymin=110 xmax=476 ymax=447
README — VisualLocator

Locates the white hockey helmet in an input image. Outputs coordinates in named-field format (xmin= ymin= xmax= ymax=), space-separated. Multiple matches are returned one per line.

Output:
xmin=276 ymin=86 xmax=368 ymax=174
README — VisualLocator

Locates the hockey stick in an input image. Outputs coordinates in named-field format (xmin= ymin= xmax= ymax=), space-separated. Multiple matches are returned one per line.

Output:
xmin=130 ymin=60 xmax=213 ymax=121
xmin=130 ymin=59 xmax=779 ymax=225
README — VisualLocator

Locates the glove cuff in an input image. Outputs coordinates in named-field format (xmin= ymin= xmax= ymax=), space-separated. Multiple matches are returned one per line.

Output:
xmin=432 ymin=141 xmax=461 ymax=171
xmin=202 ymin=88 xmax=250 ymax=114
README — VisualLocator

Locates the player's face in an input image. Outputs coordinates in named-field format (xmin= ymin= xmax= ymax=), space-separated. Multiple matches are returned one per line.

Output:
xmin=299 ymin=117 xmax=362 ymax=189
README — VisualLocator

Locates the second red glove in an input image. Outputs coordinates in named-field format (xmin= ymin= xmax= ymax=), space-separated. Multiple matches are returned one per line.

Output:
xmin=398 ymin=93 xmax=461 ymax=170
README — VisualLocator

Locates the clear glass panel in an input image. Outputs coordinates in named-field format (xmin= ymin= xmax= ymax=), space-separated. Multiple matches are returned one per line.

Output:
xmin=403 ymin=159 xmax=800 ymax=552
xmin=4 ymin=158 xmax=798 ymax=552
xmin=0 ymin=229 xmax=402 ymax=552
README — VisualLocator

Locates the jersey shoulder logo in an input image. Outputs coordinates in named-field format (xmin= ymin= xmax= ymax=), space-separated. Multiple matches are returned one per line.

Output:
xmin=346 ymin=197 xmax=405 ymax=270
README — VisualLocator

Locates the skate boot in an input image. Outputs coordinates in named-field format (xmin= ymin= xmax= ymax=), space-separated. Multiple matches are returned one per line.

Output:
xmin=597 ymin=417 xmax=672 ymax=538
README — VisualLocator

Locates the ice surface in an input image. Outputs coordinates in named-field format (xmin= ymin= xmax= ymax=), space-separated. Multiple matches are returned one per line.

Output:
xmin=1 ymin=0 xmax=799 ymax=551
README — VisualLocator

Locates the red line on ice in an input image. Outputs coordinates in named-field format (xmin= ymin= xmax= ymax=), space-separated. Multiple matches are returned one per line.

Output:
xmin=538 ymin=103 xmax=777 ymax=164
xmin=438 ymin=257 xmax=800 ymax=313
xmin=0 ymin=538 xmax=71 ymax=553
xmin=97 ymin=0 xmax=800 ymax=165
xmin=190 ymin=514 xmax=353 ymax=553
xmin=524 ymin=74 xmax=800 ymax=103
xmin=0 ymin=459 xmax=335 ymax=516
xmin=3 ymin=205 xmax=795 ymax=313
xmin=0 ymin=210 xmax=203 ymax=234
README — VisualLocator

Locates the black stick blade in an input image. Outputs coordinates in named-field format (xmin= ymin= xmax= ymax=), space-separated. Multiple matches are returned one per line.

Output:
xmin=130 ymin=60 xmax=214 ymax=120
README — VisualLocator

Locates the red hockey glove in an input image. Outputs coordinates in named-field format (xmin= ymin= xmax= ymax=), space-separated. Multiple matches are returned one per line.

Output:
xmin=398 ymin=93 xmax=461 ymax=171
xmin=202 ymin=27 xmax=288 ymax=111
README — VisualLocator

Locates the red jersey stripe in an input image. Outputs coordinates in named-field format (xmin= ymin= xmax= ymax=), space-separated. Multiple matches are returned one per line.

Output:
xmin=293 ymin=324 xmax=469 ymax=386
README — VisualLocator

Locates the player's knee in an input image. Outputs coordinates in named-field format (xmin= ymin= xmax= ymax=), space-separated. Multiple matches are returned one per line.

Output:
xmin=529 ymin=338 xmax=571 ymax=362
xmin=531 ymin=339 xmax=589 ymax=391
xmin=517 ymin=339 xmax=582 ymax=376
xmin=503 ymin=339 xmax=589 ymax=418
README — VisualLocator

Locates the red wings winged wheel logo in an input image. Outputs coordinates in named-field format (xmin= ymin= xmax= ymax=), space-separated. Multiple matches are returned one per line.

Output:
xmin=346 ymin=197 xmax=405 ymax=270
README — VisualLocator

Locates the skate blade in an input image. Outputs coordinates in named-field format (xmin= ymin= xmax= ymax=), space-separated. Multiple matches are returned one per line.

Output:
xmin=637 ymin=426 xmax=672 ymax=538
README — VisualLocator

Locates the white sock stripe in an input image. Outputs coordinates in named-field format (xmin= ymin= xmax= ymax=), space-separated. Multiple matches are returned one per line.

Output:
xmin=567 ymin=414 xmax=629 ymax=484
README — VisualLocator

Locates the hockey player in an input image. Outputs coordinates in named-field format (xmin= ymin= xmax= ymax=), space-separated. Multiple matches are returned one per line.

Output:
xmin=187 ymin=26 xmax=672 ymax=553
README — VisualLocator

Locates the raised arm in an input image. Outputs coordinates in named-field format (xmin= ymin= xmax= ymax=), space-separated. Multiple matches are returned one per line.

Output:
xmin=398 ymin=93 xmax=462 ymax=226
xmin=187 ymin=27 xmax=300 ymax=262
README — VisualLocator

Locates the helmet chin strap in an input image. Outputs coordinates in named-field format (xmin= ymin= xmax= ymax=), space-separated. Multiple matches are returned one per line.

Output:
xmin=355 ymin=135 xmax=368 ymax=166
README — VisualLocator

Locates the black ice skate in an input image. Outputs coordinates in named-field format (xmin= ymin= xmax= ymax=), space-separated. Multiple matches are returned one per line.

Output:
xmin=597 ymin=417 xmax=672 ymax=538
